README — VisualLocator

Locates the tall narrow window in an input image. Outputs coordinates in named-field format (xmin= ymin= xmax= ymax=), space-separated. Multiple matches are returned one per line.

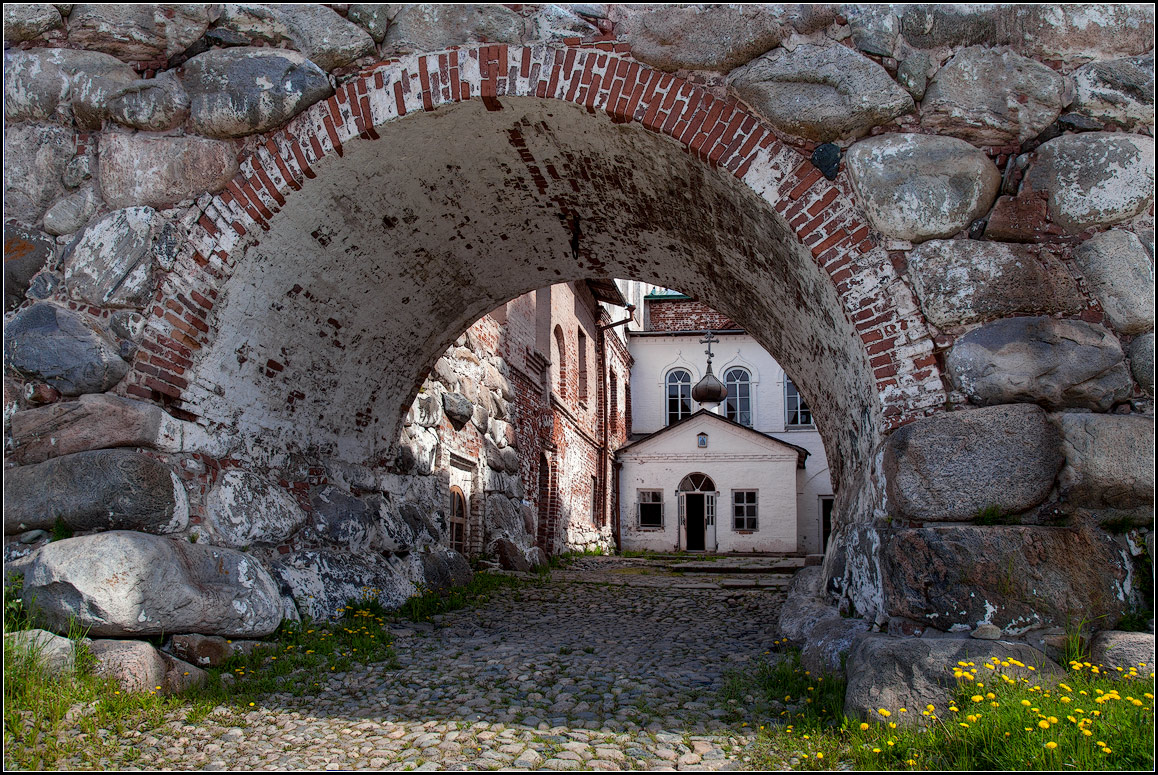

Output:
xmin=666 ymin=369 xmax=692 ymax=425
xmin=609 ymin=370 xmax=619 ymax=433
xmin=553 ymin=326 xmax=567 ymax=399
xmin=724 ymin=367 xmax=752 ymax=426
xmin=577 ymin=330 xmax=588 ymax=405
xmin=449 ymin=487 xmax=467 ymax=554
xmin=785 ymin=378 xmax=813 ymax=427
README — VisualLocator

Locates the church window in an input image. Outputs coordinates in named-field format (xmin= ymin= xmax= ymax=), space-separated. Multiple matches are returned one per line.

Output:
xmin=638 ymin=490 xmax=664 ymax=528
xmin=785 ymin=378 xmax=813 ymax=427
xmin=733 ymin=490 xmax=758 ymax=531
xmin=449 ymin=487 xmax=467 ymax=553
xmin=553 ymin=326 xmax=567 ymax=399
xmin=724 ymin=367 xmax=752 ymax=426
xmin=666 ymin=369 xmax=692 ymax=425
xmin=578 ymin=330 xmax=588 ymax=405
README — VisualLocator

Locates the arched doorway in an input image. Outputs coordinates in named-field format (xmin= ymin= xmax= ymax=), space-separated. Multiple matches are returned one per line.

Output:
xmin=678 ymin=473 xmax=717 ymax=552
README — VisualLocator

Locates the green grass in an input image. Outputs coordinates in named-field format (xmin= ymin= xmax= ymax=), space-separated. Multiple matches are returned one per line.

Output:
xmin=723 ymin=645 xmax=1155 ymax=771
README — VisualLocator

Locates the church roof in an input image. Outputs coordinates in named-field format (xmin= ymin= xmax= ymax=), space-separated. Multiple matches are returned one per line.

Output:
xmin=616 ymin=409 xmax=810 ymax=467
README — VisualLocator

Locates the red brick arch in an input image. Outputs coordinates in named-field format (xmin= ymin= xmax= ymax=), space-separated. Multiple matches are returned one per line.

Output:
xmin=125 ymin=43 xmax=942 ymax=440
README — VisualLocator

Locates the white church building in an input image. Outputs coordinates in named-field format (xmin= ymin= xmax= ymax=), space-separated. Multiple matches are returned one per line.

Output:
xmin=616 ymin=286 xmax=834 ymax=555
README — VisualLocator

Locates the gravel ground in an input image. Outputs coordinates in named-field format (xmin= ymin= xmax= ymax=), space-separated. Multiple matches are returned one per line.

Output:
xmin=59 ymin=557 xmax=791 ymax=771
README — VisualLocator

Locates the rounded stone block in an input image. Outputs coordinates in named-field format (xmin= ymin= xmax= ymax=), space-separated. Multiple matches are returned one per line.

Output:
xmin=9 ymin=393 xmax=165 ymax=465
xmin=98 ymin=133 xmax=239 ymax=210
xmin=1072 ymin=230 xmax=1155 ymax=335
xmin=384 ymin=4 xmax=526 ymax=57
xmin=21 ymin=531 xmax=282 ymax=637
xmin=614 ymin=5 xmax=786 ymax=73
xmin=214 ymin=4 xmax=375 ymax=72
xmin=65 ymin=4 xmax=213 ymax=62
xmin=1089 ymin=630 xmax=1155 ymax=673
xmin=106 ymin=71 xmax=190 ymax=131
xmin=1025 ymin=132 xmax=1155 ymax=233
xmin=906 ymin=240 xmax=1085 ymax=327
xmin=63 ymin=206 xmax=176 ymax=309
xmin=946 ymin=317 xmax=1133 ymax=411
xmin=4 ymin=302 xmax=129 ymax=396
xmin=1129 ymin=333 xmax=1154 ymax=395
xmin=271 ymin=549 xmax=418 ymax=622
xmin=4 ymin=123 xmax=76 ymax=224
xmin=1056 ymin=413 xmax=1154 ymax=510
xmin=1071 ymin=53 xmax=1155 ymax=130
xmin=4 ymin=221 xmax=55 ymax=312
xmin=883 ymin=404 xmax=1063 ymax=522
xmin=3 ymin=4 xmax=63 ymax=42
xmin=728 ymin=43 xmax=914 ymax=144
xmin=846 ymin=134 xmax=1001 ymax=243
xmin=4 ymin=449 xmax=188 ymax=536
xmin=206 ymin=469 xmax=308 ymax=548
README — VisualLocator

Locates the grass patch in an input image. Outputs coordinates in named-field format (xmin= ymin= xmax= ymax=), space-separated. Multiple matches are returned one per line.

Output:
xmin=723 ymin=645 xmax=1154 ymax=771
xmin=973 ymin=504 xmax=1020 ymax=526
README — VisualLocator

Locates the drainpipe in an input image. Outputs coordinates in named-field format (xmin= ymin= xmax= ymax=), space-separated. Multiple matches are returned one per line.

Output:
xmin=597 ymin=305 xmax=634 ymax=550
xmin=612 ymin=459 xmax=622 ymax=552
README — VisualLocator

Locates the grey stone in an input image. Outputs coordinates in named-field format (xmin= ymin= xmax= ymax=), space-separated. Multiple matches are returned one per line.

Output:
xmin=1024 ymin=132 xmax=1155 ymax=233
xmin=215 ymin=4 xmax=375 ymax=72
xmin=1089 ymin=630 xmax=1154 ymax=674
xmin=443 ymin=392 xmax=474 ymax=427
xmin=182 ymin=47 xmax=332 ymax=138
xmin=271 ymin=549 xmax=418 ymax=621
xmin=1011 ymin=6 xmax=1155 ymax=62
xmin=10 ymin=393 xmax=167 ymax=465
xmin=206 ymin=469 xmax=308 ymax=548
xmin=22 ymin=531 xmax=283 ymax=637
xmin=899 ymin=5 xmax=1001 ymax=49
xmin=167 ymin=633 xmax=232 ymax=668
xmin=4 ymin=448 xmax=188 ymax=535
xmin=384 ymin=4 xmax=525 ymax=56
xmin=63 ymin=206 xmax=169 ymax=308
xmin=1072 ymin=230 xmax=1155 ymax=335
xmin=65 ymin=4 xmax=213 ymax=62
xmin=896 ymin=54 xmax=929 ymax=101
xmin=845 ymin=134 xmax=1001 ymax=243
xmin=346 ymin=4 xmax=393 ymax=43
xmin=4 ymin=302 xmax=128 ymax=396
xmin=845 ymin=634 xmax=1062 ymax=727
xmin=970 ymin=623 xmax=1002 ymax=640
xmin=3 ymin=48 xmax=138 ymax=127
xmin=776 ymin=566 xmax=830 ymax=643
xmin=883 ymin=404 xmax=1063 ymax=522
xmin=845 ymin=5 xmax=898 ymax=58
xmin=1129 ymin=333 xmax=1154 ymax=395
xmin=800 ymin=615 xmax=870 ymax=676
xmin=530 ymin=5 xmax=600 ymax=43
xmin=310 ymin=483 xmax=378 ymax=554
xmin=4 ymin=629 xmax=79 ymax=674
xmin=1056 ymin=413 xmax=1154 ymax=511
xmin=921 ymin=46 xmax=1067 ymax=146
xmin=62 ymin=154 xmax=93 ymax=189
xmin=421 ymin=547 xmax=473 ymax=592
xmin=485 ymin=494 xmax=526 ymax=540
xmin=3 ymin=4 xmax=63 ymax=41
xmin=88 ymin=638 xmax=167 ymax=693
xmin=4 ymin=222 xmax=55 ymax=311
xmin=98 ymin=132 xmax=239 ymax=210
xmin=493 ymin=537 xmax=531 ymax=572
xmin=614 ymin=5 xmax=785 ymax=73
xmin=728 ymin=43 xmax=913 ymax=144
xmin=907 ymin=240 xmax=1085 ymax=327
xmin=526 ymin=546 xmax=549 ymax=569
xmin=4 ymin=123 xmax=75 ymax=224
xmin=106 ymin=71 xmax=190 ymax=131
xmin=414 ymin=390 xmax=443 ymax=427
xmin=879 ymin=525 xmax=1130 ymax=633
xmin=1070 ymin=54 xmax=1154 ymax=130
xmin=43 ymin=187 xmax=99 ymax=236
xmin=946 ymin=318 xmax=1133 ymax=411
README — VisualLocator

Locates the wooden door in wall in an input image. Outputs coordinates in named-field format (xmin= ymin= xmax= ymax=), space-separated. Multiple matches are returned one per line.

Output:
xmin=678 ymin=473 xmax=716 ymax=552
xmin=685 ymin=494 xmax=706 ymax=551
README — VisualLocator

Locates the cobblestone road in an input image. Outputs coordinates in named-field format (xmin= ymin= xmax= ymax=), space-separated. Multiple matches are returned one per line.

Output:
xmin=78 ymin=557 xmax=792 ymax=770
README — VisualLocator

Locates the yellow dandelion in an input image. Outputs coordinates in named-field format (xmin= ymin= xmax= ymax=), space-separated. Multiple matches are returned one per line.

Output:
xmin=860 ymin=723 xmax=869 ymax=731
xmin=1038 ymin=720 xmax=1050 ymax=729
xmin=1045 ymin=742 xmax=1058 ymax=750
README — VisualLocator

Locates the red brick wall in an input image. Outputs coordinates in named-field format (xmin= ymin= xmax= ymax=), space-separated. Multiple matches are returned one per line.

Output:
xmin=647 ymin=298 xmax=739 ymax=332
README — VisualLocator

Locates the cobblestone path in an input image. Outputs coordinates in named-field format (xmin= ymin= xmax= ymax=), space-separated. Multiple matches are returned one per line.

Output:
xmin=87 ymin=557 xmax=791 ymax=771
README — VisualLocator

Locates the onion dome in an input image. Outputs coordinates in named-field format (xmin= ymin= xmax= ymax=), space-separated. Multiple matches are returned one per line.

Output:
xmin=692 ymin=364 xmax=728 ymax=404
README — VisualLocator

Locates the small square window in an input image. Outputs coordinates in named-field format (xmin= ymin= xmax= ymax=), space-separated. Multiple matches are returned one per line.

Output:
xmin=638 ymin=490 xmax=664 ymax=528
xmin=733 ymin=490 xmax=757 ymax=531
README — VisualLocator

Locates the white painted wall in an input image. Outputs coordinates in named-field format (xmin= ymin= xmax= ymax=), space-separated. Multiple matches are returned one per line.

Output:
xmin=624 ymin=328 xmax=834 ymax=554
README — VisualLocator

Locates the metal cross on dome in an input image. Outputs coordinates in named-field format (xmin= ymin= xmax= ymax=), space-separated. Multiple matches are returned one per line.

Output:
xmin=700 ymin=331 xmax=719 ymax=366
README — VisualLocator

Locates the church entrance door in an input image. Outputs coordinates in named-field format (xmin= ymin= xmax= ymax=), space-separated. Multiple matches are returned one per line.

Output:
xmin=684 ymin=494 xmax=705 ymax=551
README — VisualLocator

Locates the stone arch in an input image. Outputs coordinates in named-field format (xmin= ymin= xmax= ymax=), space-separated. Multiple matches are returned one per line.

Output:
xmin=121 ymin=44 xmax=940 ymax=500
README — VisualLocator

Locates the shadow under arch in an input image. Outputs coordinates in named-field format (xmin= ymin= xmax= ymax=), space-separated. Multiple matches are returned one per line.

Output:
xmin=127 ymin=44 xmax=944 ymax=526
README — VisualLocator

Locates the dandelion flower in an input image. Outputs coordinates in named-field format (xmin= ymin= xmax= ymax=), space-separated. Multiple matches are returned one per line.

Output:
xmin=1038 ymin=720 xmax=1050 ymax=729
xmin=1045 ymin=742 xmax=1057 ymax=750
xmin=860 ymin=723 xmax=869 ymax=731
xmin=878 ymin=708 xmax=891 ymax=717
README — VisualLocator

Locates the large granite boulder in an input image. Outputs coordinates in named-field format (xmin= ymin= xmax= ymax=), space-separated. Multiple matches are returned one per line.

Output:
xmin=1011 ymin=5 xmax=1155 ymax=62
xmin=946 ymin=318 xmax=1133 ymax=411
xmin=206 ymin=469 xmax=308 ymax=548
xmin=883 ymin=404 xmax=1063 ymax=522
xmin=106 ymin=71 xmax=190 ymax=132
xmin=66 ymin=4 xmax=214 ymax=62
xmin=4 ymin=449 xmax=188 ymax=535
xmin=4 ymin=629 xmax=82 ymax=674
xmin=1129 ymin=333 xmax=1154 ymax=395
xmin=182 ymin=47 xmax=332 ymax=138
xmin=613 ymin=4 xmax=785 ymax=73
xmin=920 ymin=46 xmax=1067 ymax=146
xmin=98 ymin=132 xmax=239 ymax=210
xmin=346 ymin=5 xmax=392 ymax=43
xmin=906 ymin=240 xmax=1084 ymax=327
xmin=845 ymin=134 xmax=1000 ymax=243
xmin=43 ymin=188 xmax=100 ymax=237
xmin=800 ymin=615 xmax=871 ymax=676
xmin=4 ymin=221 xmax=55 ymax=312
xmin=21 ymin=531 xmax=282 ymax=637
xmin=1072 ymin=230 xmax=1155 ymax=335
xmin=420 ymin=547 xmax=473 ymax=592
xmin=213 ymin=4 xmax=375 ymax=72
xmin=1055 ymin=413 xmax=1154 ymax=511
xmin=3 ymin=4 xmax=63 ymax=42
xmin=728 ymin=43 xmax=913 ymax=143
xmin=384 ymin=4 xmax=526 ymax=56
xmin=1024 ymin=133 xmax=1154 ymax=233
xmin=845 ymin=634 xmax=1063 ymax=728
xmin=89 ymin=639 xmax=206 ymax=695
xmin=309 ymin=484 xmax=381 ymax=554
xmin=1070 ymin=53 xmax=1154 ymax=130
xmin=4 ymin=123 xmax=75 ymax=224
xmin=271 ymin=549 xmax=418 ymax=621
xmin=845 ymin=5 xmax=899 ymax=58
xmin=63 ymin=206 xmax=178 ymax=309
xmin=1089 ymin=630 xmax=1155 ymax=674
xmin=4 ymin=302 xmax=128 ymax=396
xmin=493 ymin=537 xmax=531 ymax=572
xmin=879 ymin=525 xmax=1131 ymax=633
xmin=3 ymin=48 xmax=140 ymax=128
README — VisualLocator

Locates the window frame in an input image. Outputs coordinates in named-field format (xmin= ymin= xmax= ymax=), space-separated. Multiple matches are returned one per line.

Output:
xmin=449 ymin=486 xmax=468 ymax=553
xmin=785 ymin=378 xmax=814 ymax=428
xmin=666 ymin=368 xmax=693 ymax=426
xmin=732 ymin=489 xmax=758 ymax=532
xmin=637 ymin=490 xmax=665 ymax=529
xmin=724 ymin=367 xmax=753 ymax=427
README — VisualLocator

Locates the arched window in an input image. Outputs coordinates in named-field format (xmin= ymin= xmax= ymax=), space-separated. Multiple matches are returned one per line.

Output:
xmin=678 ymin=472 xmax=716 ymax=493
xmin=553 ymin=325 xmax=567 ymax=399
xmin=724 ymin=367 xmax=752 ymax=426
xmin=666 ymin=369 xmax=692 ymax=425
xmin=449 ymin=487 xmax=467 ymax=554
xmin=785 ymin=378 xmax=813 ymax=427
